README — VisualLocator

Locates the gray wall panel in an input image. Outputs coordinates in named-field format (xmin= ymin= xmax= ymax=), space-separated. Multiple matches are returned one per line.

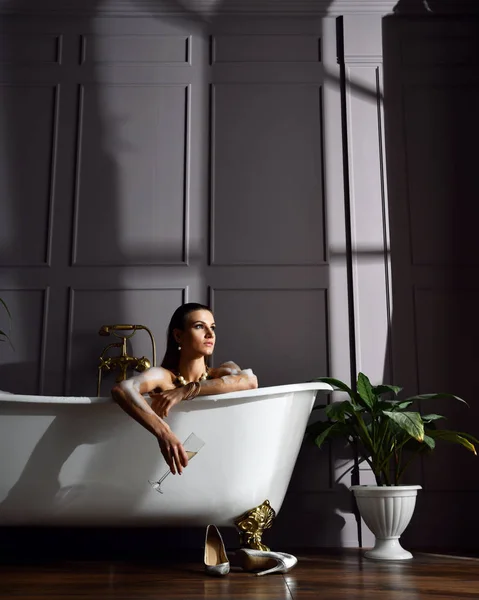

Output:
xmin=73 ymin=83 xmax=188 ymax=266
xmin=0 ymin=84 xmax=57 ymax=266
xmin=81 ymin=34 xmax=190 ymax=65
xmin=413 ymin=288 xmax=479 ymax=491
xmin=404 ymin=83 xmax=479 ymax=266
xmin=0 ymin=34 xmax=62 ymax=64
xmin=211 ymin=83 xmax=325 ymax=266
xmin=212 ymin=34 xmax=320 ymax=63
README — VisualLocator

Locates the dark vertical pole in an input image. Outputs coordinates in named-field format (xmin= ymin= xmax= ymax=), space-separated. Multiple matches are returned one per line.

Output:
xmin=336 ymin=16 xmax=362 ymax=549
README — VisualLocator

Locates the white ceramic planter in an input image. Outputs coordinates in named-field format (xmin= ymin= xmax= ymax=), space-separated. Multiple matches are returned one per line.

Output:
xmin=350 ymin=485 xmax=422 ymax=560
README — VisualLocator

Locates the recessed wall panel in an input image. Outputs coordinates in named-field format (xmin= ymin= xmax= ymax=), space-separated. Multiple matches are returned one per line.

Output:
xmin=0 ymin=85 xmax=57 ymax=266
xmin=67 ymin=287 xmax=185 ymax=396
xmin=414 ymin=288 xmax=479 ymax=491
xmin=73 ymin=84 xmax=188 ymax=266
xmin=0 ymin=34 xmax=61 ymax=64
xmin=211 ymin=288 xmax=328 ymax=386
xmin=404 ymin=84 xmax=479 ymax=266
xmin=81 ymin=35 xmax=189 ymax=65
xmin=0 ymin=289 xmax=47 ymax=394
xmin=211 ymin=84 xmax=325 ymax=266
xmin=212 ymin=34 xmax=320 ymax=63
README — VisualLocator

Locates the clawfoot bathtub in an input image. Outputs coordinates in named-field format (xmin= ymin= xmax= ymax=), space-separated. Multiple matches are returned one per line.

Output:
xmin=0 ymin=382 xmax=332 ymax=535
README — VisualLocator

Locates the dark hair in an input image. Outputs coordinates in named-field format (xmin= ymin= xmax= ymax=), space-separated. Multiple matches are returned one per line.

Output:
xmin=161 ymin=302 xmax=213 ymax=372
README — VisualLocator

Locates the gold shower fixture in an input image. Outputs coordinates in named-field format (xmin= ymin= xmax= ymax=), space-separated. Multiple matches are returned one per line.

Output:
xmin=97 ymin=324 xmax=156 ymax=396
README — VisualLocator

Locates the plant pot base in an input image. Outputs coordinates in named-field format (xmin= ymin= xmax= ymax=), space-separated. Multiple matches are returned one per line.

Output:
xmin=364 ymin=538 xmax=413 ymax=561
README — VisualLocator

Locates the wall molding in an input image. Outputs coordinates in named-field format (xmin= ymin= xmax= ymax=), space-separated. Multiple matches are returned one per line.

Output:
xmin=0 ymin=83 xmax=59 ymax=268
xmin=0 ymin=1 xmax=478 ymax=16
xmin=344 ymin=55 xmax=384 ymax=64
xmin=0 ymin=0 xmax=399 ymax=17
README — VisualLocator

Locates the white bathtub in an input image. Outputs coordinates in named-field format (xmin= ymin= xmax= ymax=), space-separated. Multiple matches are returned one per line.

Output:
xmin=0 ymin=382 xmax=332 ymax=527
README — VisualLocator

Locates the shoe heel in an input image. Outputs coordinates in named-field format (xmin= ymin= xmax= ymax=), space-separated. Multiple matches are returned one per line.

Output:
xmin=204 ymin=525 xmax=230 ymax=577
xmin=237 ymin=548 xmax=277 ymax=575
xmin=256 ymin=563 xmax=284 ymax=577
xmin=237 ymin=548 xmax=297 ymax=576
xmin=237 ymin=548 xmax=257 ymax=572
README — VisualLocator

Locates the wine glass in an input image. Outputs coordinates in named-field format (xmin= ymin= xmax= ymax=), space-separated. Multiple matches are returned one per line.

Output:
xmin=148 ymin=432 xmax=205 ymax=494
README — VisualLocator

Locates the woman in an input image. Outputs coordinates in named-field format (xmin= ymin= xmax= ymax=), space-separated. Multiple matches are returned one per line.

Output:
xmin=111 ymin=302 xmax=258 ymax=477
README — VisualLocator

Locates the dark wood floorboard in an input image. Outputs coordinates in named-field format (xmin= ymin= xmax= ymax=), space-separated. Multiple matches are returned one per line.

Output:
xmin=1 ymin=550 xmax=479 ymax=599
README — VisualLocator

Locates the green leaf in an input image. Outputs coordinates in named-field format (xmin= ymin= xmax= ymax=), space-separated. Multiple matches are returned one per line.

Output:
xmin=377 ymin=400 xmax=413 ymax=411
xmin=373 ymin=384 xmax=402 ymax=397
xmin=453 ymin=431 xmax=479 ymax=445
xmin=0 ymin=329 xmax=13 ymax=348
xmin=0 ymin=298 xmax=11 ymax=319
xmin=383 ymin=410 xmax=424 ymax=441
xmin=422 ymin=434 xmax=436 ymax=450
xmin=314 ymin=423 xmax=341 ymax=449
xmin=395 ymin=401 xmax=414 ymax=410
xmin=421 ymin=414 xmax=445 ymax=423
xmin=311 ymin=377 xmax=354 ymax=398
xmin=404 ymin=393 xmax=468 ymax=406
xmin=325 ymin=400 xmax=355 ymax=422
xmin=357 ymin=373 xmax=376 ymax=410
xmin=427 ymin=429 xmax=478 ymax=455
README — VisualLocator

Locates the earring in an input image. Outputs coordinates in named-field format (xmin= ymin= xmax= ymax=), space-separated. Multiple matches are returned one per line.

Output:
xmin=178 ymin=345 xmax=181 ymax=351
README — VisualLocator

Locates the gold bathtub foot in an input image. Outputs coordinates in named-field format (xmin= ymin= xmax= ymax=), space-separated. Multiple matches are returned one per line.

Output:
xmin=234 ymin=499 xmax=276 ymax=551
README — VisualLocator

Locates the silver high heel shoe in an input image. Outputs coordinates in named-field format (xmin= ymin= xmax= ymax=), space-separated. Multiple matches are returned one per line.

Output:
xmin=237 ymin=548 xmax=298 ymax=576
xmin=204 ymin=525 xmax=230 ymax=576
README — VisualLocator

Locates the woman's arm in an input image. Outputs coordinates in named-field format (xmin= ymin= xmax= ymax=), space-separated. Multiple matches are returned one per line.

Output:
xmin=197 ymin=369 xmax=258 ymax=395
xmin=149 ymin=367 xmax=258 ymax=417
xmin=111 ymin=367 xmax=189 ymax=475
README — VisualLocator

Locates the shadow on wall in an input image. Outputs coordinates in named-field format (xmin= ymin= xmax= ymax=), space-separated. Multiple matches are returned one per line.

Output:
xmin=382 ymin=0 xmax=479 ymax=550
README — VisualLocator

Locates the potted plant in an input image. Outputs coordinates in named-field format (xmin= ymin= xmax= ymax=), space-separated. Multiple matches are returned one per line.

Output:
xmin=307 ymin=372 xmax=478 ymax=560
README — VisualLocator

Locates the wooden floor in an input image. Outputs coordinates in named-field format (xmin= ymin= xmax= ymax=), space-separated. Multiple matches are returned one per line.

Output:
xmin=1 ymin=550 xmax=479 ymax=599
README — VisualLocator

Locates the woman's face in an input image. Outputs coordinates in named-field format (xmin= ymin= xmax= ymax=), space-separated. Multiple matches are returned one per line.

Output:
xmin=175 ymin=309 xmax=216 ymax=358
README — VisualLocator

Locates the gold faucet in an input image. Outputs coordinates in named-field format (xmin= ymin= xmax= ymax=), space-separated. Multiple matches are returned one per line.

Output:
xmin=97 ymin=324 xmax=157 ymax=396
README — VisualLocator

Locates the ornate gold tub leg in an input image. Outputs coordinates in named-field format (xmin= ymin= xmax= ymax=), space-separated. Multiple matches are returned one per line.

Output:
xmin=234 ymin=499 xmax=276 ymax=551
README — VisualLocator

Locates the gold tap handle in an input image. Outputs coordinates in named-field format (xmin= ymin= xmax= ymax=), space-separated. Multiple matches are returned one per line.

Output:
xmin=112 ymin=325 xmax=157 ymax=366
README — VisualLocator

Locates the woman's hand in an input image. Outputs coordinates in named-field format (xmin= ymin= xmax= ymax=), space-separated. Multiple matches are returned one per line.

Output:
xmin=157 ymin=429 xmax=189 ymax=475
xmin=149 ymin=387 xmax=188 ymax=418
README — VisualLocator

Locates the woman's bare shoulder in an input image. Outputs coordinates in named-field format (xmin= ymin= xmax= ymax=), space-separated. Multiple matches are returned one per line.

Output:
xmin=140 ymin=366 xmax=174 ymax=380
xmin=145 ymin=366 xmax=176 ymax=392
